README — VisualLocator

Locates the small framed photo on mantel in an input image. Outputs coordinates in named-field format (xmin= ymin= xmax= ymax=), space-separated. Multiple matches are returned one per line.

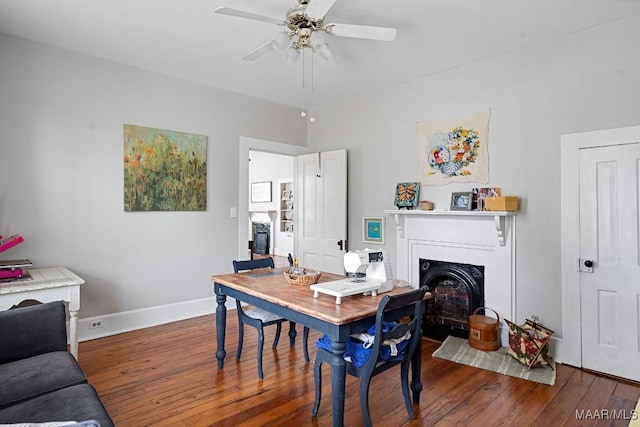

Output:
xmin=450 ymin=192 xmax=473 ymax=211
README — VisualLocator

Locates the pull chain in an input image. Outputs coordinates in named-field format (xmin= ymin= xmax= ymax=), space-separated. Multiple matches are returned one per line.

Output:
xmin=301 ymin=50 xmax=307 ymax=118
xmin=310 ymin=53 xmax=316 ymax=123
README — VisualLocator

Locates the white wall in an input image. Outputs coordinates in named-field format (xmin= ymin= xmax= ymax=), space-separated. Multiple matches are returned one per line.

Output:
xmin=308 ymin=14 xmax=640 ymax=338
xmin=0 ymin=34 xmax=306 ymax=325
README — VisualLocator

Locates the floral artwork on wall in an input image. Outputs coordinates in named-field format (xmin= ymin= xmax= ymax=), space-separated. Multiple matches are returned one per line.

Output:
xmin=416 ymin=110 xmax=491 ymax=185
xmin=124 ymin=124 xmax=207 ymax=212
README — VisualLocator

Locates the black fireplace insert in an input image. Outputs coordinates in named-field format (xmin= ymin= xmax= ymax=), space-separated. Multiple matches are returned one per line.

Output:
xmin=252 ymin=222 xmax=270 ymax=255
xmin=419 ymin=258 xmax=484 ymax=341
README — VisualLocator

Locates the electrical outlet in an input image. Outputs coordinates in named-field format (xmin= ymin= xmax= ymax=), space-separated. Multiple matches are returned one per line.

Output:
xmin=89 ymin=320 xmax=103 ymax=329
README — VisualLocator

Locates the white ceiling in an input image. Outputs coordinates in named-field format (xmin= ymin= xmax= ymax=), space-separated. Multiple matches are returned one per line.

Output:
xmin=1 ymin=0 xmax=640 ymax=109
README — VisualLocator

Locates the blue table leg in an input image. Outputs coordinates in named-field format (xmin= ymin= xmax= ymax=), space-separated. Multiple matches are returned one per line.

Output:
xmin=410 ymin=338 xmax=423 ymax=404
xmin=288 ymin=321 xmax=298 ymax=346
xmin=330 ymin=340 xmax=347 ymax=427
xmin=215 ymin=286 xmax=227 ymax=369
xmin=411 ymin=305 xmax=425 ymax=404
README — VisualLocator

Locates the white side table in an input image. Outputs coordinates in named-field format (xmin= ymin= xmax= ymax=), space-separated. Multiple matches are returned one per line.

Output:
xmin=0 ymin=267 xmax=84 ymax=358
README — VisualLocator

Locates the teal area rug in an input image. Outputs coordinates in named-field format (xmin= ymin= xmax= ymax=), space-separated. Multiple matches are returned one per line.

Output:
xmin=432 ymin=335 xmax=556 ymax=386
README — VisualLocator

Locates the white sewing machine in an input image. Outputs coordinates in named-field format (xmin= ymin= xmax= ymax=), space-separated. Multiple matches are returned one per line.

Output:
xmin=310 ymin=249 xmax=395 ymax=304
xmin=343 ymin=249 xmax=395 ymax=293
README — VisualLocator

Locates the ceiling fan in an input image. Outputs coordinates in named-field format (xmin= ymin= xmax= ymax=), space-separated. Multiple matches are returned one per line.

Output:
xmin=214 ymin=0 xmax=397 ymax=65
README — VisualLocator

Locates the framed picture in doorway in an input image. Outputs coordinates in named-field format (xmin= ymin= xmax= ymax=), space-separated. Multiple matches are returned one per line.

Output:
xmin=251 ymin=181 xmax=272 ymax=203
xmin=363 ymin=217 xmax=384 ymax=244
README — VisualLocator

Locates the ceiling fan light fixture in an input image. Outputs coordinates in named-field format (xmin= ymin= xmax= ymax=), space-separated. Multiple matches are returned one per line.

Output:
xmin=286 ymin=46 xmax=301 ymax=64
xmin=309 ymin=30 xmax=325 ymax=50
xmin=272 ymin=31 xmax=291 ymax=51
xmin=216 ymin=1 xmax=397 ymax=65
xmin=316 ymin=42 xmax=336 ymax=63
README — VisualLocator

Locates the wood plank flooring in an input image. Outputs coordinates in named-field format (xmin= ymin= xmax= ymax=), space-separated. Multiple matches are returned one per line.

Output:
xmin=78 ymin=314 xmax=640 ymax=427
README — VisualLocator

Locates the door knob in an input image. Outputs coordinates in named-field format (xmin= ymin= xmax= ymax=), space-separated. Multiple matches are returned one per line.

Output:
xmin=579 ymin=258 xmax=594 ymax=273
xmin=337 ymin=240 xmax=344 ymax=250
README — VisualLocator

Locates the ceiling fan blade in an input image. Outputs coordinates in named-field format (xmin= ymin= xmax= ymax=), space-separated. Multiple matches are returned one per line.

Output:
xmin=242 ymin=41 xmax=275 ymax=61
xmin=304 ymin=0 xmax=337 ymax=19
xmin=214 ymin=7 xmax=285 ymax=26
xmin=326 ymin=23 xmax=397 ymax=41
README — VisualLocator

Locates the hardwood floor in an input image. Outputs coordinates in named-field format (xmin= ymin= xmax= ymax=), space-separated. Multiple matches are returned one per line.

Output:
xmin=78 ymin=314 xmax=640 ymax=427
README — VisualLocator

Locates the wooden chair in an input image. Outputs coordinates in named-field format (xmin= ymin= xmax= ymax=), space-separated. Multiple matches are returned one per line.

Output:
xmin=232 ymin=257 xmax=310 ymax=379
xmin=311 ymin=287 xmax=427 ymax=427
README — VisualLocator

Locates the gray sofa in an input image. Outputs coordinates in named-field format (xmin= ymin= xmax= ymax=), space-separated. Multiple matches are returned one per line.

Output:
xmin=0 ymin=301 xmax=114 ymax=426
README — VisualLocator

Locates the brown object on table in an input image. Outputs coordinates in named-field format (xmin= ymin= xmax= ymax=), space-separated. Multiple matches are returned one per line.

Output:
xmin=283 ymin=270 xmax=321 ymax=286
xmin=469 ymin=307 xmax=500 ymax=351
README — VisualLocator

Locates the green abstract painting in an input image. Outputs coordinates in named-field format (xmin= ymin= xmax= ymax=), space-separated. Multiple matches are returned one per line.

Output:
xmin=124 ymin=124 xmax=207 ymax=212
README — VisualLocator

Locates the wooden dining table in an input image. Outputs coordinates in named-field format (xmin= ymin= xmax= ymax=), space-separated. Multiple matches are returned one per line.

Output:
xmin=211 ymin=268 xmax=427 ymax=427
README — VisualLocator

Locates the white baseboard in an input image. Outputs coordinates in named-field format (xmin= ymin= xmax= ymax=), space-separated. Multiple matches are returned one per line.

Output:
xmin=549 ymin=336 xmax=562 ymax=364
xmin=78 ymin=297 xmax=235 ymax=342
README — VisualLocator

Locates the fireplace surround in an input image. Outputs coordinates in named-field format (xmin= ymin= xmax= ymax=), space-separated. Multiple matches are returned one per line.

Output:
xmin=385 ymin=209 xmax=516 ymax=344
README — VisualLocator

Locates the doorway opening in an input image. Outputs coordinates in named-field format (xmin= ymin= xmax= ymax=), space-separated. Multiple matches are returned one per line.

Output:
xmin=248 ymin=149 xmax=295 ymax=259
xmin=238 ymin=137 xmax=307 ymax=263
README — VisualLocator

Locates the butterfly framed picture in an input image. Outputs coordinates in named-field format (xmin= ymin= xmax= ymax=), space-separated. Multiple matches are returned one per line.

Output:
xmin=394 ymin=182 xmax=420 ymax=209
xmin=363 ymin=217 xmax=384 ymax=244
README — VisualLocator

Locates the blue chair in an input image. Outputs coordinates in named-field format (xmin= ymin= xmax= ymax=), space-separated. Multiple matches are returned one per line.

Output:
xmin=311 ymin=287 xmax=427 ymax=427
xmin=233 ymin=257 xmax=310 ymax=379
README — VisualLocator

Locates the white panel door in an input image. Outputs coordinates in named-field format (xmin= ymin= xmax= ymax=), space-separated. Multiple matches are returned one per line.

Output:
xmin=296 ymin=150 xmax=347 ymax=274
xmin=579 ymin=142 xmax=640 ymax=381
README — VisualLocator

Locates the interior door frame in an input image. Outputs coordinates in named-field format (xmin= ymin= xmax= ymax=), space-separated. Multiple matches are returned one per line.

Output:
xmin=238 ymin=136 xmax=308 ymax=261
xmin=560 ymin=125 xmax=640 ymax=367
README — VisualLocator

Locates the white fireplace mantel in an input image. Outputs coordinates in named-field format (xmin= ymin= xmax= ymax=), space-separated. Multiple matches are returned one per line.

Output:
xmin=385 ymin=208 xmax=517 ymax=343
xmin=383 ymin=209 xmax=516 ymax=246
